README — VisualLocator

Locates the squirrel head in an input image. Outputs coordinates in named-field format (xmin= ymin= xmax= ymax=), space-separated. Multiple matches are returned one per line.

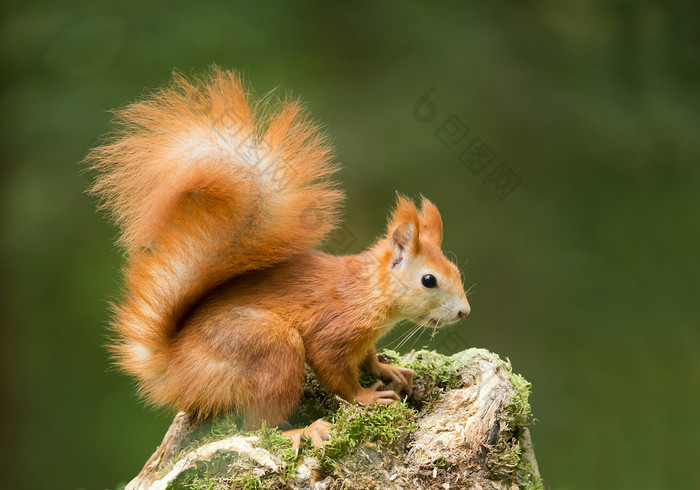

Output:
xmin=372 ymin=196 xmax=470 ymax=328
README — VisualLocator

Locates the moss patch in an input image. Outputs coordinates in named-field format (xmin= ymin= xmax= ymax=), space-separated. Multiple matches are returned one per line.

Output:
xmin=485 ymin=357 xmax=542 ymax=489
xmin=504 ymin=359 xmax=534 ymax=429
xmin=322 ymin=400 xmax=416 ymax=460
xmin=517 ymin=451 xmax=545 ymax=490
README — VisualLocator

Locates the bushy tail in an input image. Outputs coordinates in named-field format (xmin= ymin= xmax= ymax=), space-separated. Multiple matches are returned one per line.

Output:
xmin=87 ymin=68 xmax=342 ymax=399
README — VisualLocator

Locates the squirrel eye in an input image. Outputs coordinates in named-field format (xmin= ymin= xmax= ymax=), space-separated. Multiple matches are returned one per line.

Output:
xmin=421 ymin=274 xmax=438 ymax=288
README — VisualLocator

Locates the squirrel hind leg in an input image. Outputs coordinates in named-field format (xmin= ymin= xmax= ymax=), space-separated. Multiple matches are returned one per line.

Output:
xmin=166 ymin=307 xmax=306 ymax=427
xmin=238 ymin=328 xmax=306 ymax=430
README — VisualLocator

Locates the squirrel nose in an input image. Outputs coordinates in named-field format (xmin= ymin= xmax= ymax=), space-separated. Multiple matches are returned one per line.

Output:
xmin=457 ymin=303 xmax=471 ymax=319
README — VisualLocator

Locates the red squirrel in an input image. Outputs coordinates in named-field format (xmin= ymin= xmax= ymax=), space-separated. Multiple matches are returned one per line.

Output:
xmin=88 ymin=68 xmax=470 ymax=449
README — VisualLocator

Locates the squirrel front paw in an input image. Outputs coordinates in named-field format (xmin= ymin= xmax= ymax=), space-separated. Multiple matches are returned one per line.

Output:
xmin=354 ymin=381 xmax=401 ymax=406
xmin=372 ymin=363 xmax=414 ymax=397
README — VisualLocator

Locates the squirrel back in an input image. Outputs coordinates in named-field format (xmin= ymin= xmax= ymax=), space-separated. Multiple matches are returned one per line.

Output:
xmin=88 ymin=69 xmax=343 ymax=397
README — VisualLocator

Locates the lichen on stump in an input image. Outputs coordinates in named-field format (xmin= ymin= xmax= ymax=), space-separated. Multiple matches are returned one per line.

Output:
xmin=126 ymin=348 xmax=543 ymax=489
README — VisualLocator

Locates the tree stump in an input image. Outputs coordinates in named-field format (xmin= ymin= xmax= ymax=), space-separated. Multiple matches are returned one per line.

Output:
xmin=125 ymin=349 xmax=542 ymax=489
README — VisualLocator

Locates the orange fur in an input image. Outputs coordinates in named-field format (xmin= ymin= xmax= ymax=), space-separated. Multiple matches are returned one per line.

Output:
xmin=89 ymin=69 xmax=469 ymax=427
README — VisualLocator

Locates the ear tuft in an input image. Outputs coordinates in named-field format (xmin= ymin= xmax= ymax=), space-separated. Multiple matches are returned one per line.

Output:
xmin=419 ymin=197 xmax=443 ymax=246
xmin=388 ymin=195 xmax=420 ymax=254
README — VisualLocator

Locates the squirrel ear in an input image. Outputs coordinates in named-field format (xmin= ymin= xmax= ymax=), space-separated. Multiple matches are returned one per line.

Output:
xmin=389 ymin=195 xmax=421 ymax=255
xmin=419 ymin=197 xmax=443 ymax=246
xmin=391 ymin=220 xmax=419 ymax=254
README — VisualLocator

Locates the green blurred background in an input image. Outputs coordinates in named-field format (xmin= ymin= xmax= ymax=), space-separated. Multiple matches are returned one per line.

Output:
xmin=1 ymin=1 xmax=699 ymax=488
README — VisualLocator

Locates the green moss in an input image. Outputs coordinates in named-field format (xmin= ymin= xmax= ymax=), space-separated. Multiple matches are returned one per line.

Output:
xmin=183 ymin=414 xmax=243 ymax=456
xmin=228 ymin=473 xmax=264 ymax=489
xmin=383 ymin=349 xmax=463 ymax=390
xmin=168 ymin=463 xmax=275 ymax=490
xmin=503 ymin=362 xmax=545 ymax=489
xmin=257 ymin=424 xmax=300 ymax=480
xmin=488 ymin=437 xmax=521 ymax=476
xmin=517 ymin=454 xmax=544 ymax=490
xmin=358 ymin=368 xmax=379 ymax=387
xmin=159 ymin=414 xmax=244 ymax=478
xmin=485 ymin=357 xmax=543 ymax=489
xmin=174 ymin=471 xmax=269 ymax=490
xmin=503 ymin=358 xmax=534 ymax=429
xmin=169 ymin=468 xmax=220 ymax=489
xmin=321 ymin=400 xmax=416 ymax=460
xmin=288 ymin=369 xmax=341 ymax=427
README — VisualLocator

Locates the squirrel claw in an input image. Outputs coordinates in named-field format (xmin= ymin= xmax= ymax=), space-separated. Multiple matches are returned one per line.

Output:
xmin=281 ymin=419 xmax=332 ymax=457
xmin=285 ymin=431 xmax=302 ymax=458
